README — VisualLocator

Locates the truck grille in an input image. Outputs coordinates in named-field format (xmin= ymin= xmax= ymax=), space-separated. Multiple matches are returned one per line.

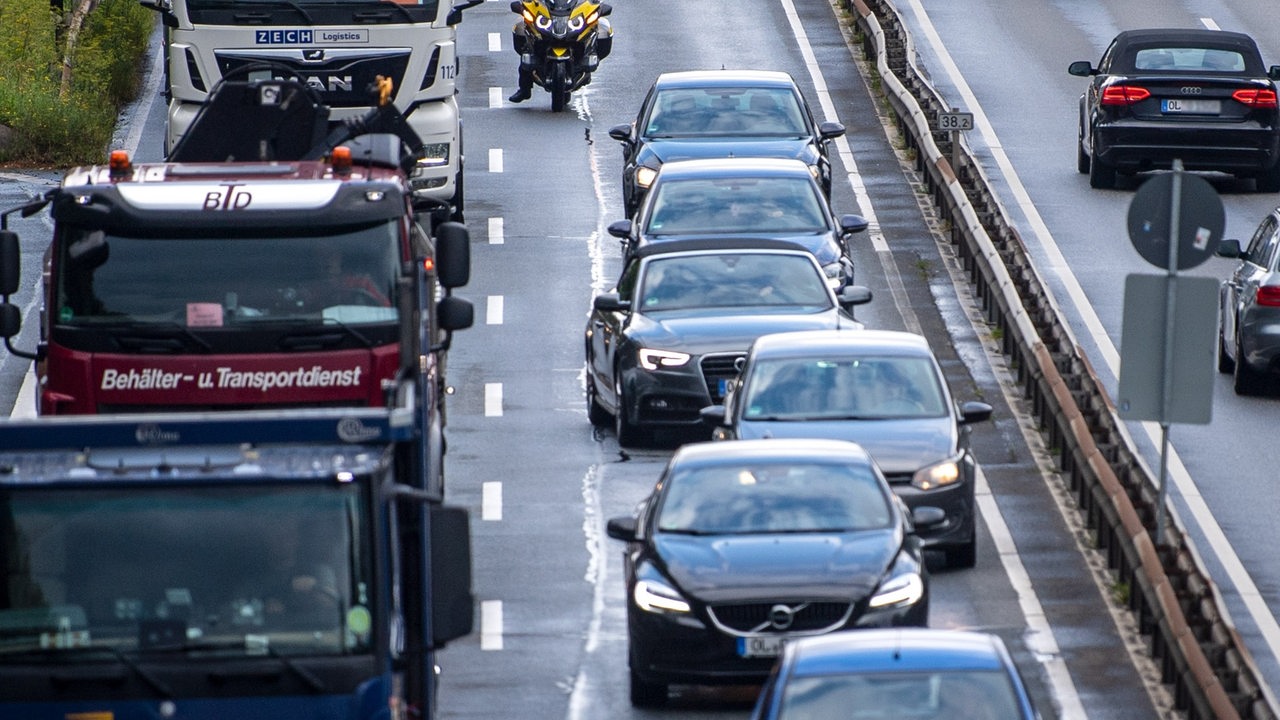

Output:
xmin=216 ymin=51 xmax=412 ymax=108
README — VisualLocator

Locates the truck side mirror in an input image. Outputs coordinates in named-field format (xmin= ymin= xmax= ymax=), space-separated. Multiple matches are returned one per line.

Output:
xmin=437 ymin=296 xmax=474 ymax=332
xmin=430 ymin=505 xmax=474 ymax=647
xmin=0 ymin=304 xmax=20 ymax=341
xmin=433 ymin=221 xmax=471 ymax=289
xmin=0 ymin=230 xmax=20 ymax=296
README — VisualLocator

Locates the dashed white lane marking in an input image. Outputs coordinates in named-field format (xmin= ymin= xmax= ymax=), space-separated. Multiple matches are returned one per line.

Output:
xmin=488 ymin=216 xmax=505 ymax=245
xmin=489 ymin=148 xmax=503 ymax=173
xmin=482 ymin=481 xmax=503 ymax=521
xmin=487 ymin=295 xmax=504 ymax=325
xmin=1200 ymin=17 xmax=1220 ymax=30
xmin=488 ymin=31 xmax=501 ymax=52
xmin=484 ymin=382 xmax=503 ymax=417
xmin=489 ymin=86 xmax=503 ymax=109
xmin=480 ymin=600 xmax=503 ymax=650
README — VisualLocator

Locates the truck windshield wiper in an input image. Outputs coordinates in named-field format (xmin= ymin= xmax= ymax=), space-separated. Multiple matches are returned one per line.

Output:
xmin=99 ymin=321 xmax=215 ymax=353
xmin=148 ymin=639 xmax=326 ymax=693
xmin=278 ymin=318 xmax=375 ymax=350
xmin=228 ymin=0 xmax=314 ymax=23
xmin=0 ymin=645 xmax=174 ymax=698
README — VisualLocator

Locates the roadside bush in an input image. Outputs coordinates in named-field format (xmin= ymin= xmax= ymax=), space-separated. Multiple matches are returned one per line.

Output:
xmin=0 ymin=0 xmax=153 ymax=166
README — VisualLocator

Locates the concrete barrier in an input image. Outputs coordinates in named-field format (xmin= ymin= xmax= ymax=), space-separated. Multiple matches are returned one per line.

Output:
xmin=846 ymin=0 xmax=1276 ymax=716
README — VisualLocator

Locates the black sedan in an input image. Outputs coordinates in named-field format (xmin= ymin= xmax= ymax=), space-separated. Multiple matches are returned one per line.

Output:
xmin=700 ymin=329 xmax=992 ymax=568
xmin=1216 ymin=207 xmax=1280 ymax=395
xmin=607 ymin=157 xmax=866 ymax=289
xmin=584 ymin=239 xmax=872 ymax=446
xmin=608 ymin=69 xmax=846 ymax=218
xmin=1070 ymin=28 xmax=1280 ymax=190
xmin=606 ymin=439 xmax=938 ymax=707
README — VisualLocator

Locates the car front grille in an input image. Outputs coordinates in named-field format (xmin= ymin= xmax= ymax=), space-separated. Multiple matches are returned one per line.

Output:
xmin=700 ymin=352 xmax=746 ymax=403
xmin=707 ymin=601 xmax=854 ymax=636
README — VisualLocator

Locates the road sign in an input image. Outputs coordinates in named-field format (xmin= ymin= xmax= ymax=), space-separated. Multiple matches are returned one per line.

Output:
xmin=1126 ymin=172 xmax=1224 ymax=270
xmin=1116 ymin=274 xmax=1217 ymax=424
xmin=938 ymin=111 xmax=973 ymax=131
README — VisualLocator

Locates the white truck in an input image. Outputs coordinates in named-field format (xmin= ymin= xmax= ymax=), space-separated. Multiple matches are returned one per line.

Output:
xmin=141 ymin=0 xmax=481 ymax=224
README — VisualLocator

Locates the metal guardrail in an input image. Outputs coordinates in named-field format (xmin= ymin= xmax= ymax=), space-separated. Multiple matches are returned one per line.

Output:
xmin=842 ymin=0 xmax=1277 ymax=717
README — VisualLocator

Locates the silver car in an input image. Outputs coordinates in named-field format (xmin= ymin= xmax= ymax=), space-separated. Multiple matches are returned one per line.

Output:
xmin=1217 ymin=207 xmax=1280 ymax=395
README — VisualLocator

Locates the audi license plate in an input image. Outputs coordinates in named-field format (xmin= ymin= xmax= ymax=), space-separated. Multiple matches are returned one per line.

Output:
xmin=738 ymin=635 xmax=785 ymax=658
xmin=1161 ymin=98 xmax=1220 ymax=115
xmin=717 ymin=378 xmax=730 ymax=398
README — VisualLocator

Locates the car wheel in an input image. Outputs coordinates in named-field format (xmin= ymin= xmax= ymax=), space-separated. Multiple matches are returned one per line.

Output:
xmin=629 ymin=667 xmax=668 ymax=708
xmin=1217 ymin=324 xmax=1235 ymax=374
xmin=614 ymin=374 xmax=651 ymax=447
xmin=1257 ymin=162 xmax=1280 ymax=193
xmin=586 ymin=374 xmax=611 ymax=427
xmin=945 ymin=536 xmax=977 ymax=570
xmin=1088 ymin=148 xmax=1116 ymax=189
xmin=1076 ymin=138 xmax=1090 ymax=175
xmin=1233 ymin=335 xmax=1267 ymax=396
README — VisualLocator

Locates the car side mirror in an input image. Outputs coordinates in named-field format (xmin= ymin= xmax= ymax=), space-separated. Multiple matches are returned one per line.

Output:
xmin=839 ymin=214 xmax=868 ymax=235
xmin=608 ymin=124 xmax=633 ymax=144
xmin=837 ymin=284 xmax=872 ymax=308
xmin=910 ymin=506 xmax=946 ymax=532
xmin=699 ymin=404 xmax=727 ymax=427
xmin=958 ymin=401 xmax=993 ymax=424
xmin=593 ymin=292 xmax=630 ymax=313
xmin=1215 ymin=238 xmax=1244 ymax=260
xmin=1270 ymin=66 xmax=1280 ymax=82
xmin=817 ymin=121 xmax=845 ymax=140
xmin=607 ymin=219 xmax=633 ymax=239
xmin=1067 ymin=61 xmax=1095 ymax=77
xmin=605 ymin=516 xmax=637 ymax=542
xmin=598 ymin=3 xmax=612 ymax=16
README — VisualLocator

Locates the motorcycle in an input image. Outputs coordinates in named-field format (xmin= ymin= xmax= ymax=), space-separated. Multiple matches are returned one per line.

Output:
xmin=509 ymin=0 xmax=613 ymax=112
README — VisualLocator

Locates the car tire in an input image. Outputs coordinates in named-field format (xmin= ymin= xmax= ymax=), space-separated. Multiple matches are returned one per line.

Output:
xmin=1076 ymin=138 xmax=1090 ymax=175
xmin=1088 ymin=149 xmax=1116 ymax=189
xmin=1217 ymin=324 xmax=1235 ymax=374
xmin=1257 ymin=162 xmax=1280 ymax=193
xmin=586 ymin=374 xmax=611 ymax=427
xmin=945 ymin=536 xmax=977 ymax=570
xmin=629 ymin=667 xmax=668 ymax=708
xmin=614 ymin=375 xmax=651 ymax=447
xmin=1233 ymin=335 xmax=1267 ymax=396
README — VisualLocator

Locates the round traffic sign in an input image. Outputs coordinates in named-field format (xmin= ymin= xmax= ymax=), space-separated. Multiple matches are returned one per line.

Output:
xmin=1126 ymin=172 xmax=1225 ymax=270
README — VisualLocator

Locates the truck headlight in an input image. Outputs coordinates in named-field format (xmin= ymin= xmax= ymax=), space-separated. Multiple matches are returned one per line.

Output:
xmin=417 ymin=142 xmax=450 ymax=168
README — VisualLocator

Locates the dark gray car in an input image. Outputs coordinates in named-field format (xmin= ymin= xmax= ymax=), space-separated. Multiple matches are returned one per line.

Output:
xmin=1216 ymin=207 xmax=1280 ymax=395
xmin=700 ymin=329 xmax=992 ymax=568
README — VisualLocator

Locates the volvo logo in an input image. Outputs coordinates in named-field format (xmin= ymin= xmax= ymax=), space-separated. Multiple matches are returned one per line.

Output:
xmin=768 ymin=604 xmax=795 ymax=630
xmin=1181 ymin=86 xmax=1203 ymax=95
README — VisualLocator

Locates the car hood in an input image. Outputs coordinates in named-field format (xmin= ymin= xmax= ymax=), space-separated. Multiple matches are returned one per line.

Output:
xmin=735 ymin=417 xmax=957 ymax=475
xmin=637 ymin=138 xmax=819 ymax=166
xmin=630 ymin=309 xmax=856 ymax=355
xmin=656 ymin=531 xmax=899 ymax=603
xmin=640 ymin=233 xmax=841 ymax=265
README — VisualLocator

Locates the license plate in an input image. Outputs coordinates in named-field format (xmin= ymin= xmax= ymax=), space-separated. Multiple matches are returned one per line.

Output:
xmin=1161 ymin=98 xmax=1220 ymax=115
xmin=717 ymin=378 xmax=730 ymax=398
xmin=738 ymin=635 xmax=785 ymax=658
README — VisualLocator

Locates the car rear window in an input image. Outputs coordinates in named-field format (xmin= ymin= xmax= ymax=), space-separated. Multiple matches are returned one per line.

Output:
xmin=1132 ymin=47 xmax=1246 ymax=72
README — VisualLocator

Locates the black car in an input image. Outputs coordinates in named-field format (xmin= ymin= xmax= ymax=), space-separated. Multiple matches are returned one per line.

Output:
xmin=607 ymin=157 xmax=866 ymax=289
xmin=609 ymin=69 xmax=846 ymax=218
xmin=1216 ymin=207 xmax=1280 ymax=395
xmin=700 ymin=329 xmax=992 ymax=568
xmin=606 ymin=439 xmax=938 ymax=707
xmin=1070 ymin=28 xmax=1280 ymax=190
xmin=584 ymin=239 xmax=872 ymax=446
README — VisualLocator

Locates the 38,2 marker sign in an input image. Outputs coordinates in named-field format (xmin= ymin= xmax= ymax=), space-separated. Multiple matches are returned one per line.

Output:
xmin=938 ymin=111 xmax=974 ymax=131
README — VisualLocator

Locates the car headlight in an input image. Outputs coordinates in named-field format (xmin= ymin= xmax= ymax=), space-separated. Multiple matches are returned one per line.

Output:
xmin=416 ymin=142 xmax=450 ymax=168
xmin=635 ymin=166 xmax=658 ymax=189
xmin=911 ymin=456 xmax=962 ymax=491
xmin=634 ymin=578 xmax=691 ymax=614
xmin=869 ymin=571 xmax=924 ymax=609
xmin=639 ymin=348 xmax=691 ymax=371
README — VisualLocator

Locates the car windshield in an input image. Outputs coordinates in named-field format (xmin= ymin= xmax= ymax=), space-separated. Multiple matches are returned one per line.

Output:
xmin=742 ymin=356 xmax=948 ymax=420
xmin=644 ymin=87 xmax=807 ymax=137
xmin=1132 ymin=46 xmax=1246 ymax=72
xmin=656 ymin=461 xmax=891 ymax=534
xmin=637 ymin=254 xmax=832 ymax=312
xmin=0 ymin=483 xmax=373 ymax=659
xmin=777 ymin=669 xmax=1024 ymax=719
xmin=55 ymin=221 xmax=400 ymax=329
xmin=645 ymin=177 xmax=827 ymax=236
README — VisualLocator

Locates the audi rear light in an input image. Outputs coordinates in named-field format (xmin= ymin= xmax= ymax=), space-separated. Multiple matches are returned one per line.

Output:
xmin=1257 ymin=285 xmax=1280 ymax=307
xmin=1101 ymin=85 xmax=1151 ymax=106
xmin=1232 ymin=88 xmax=1279 ymax=109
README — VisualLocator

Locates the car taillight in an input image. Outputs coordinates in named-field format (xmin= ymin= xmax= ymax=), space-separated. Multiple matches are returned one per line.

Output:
xmin=1257 ymin=286 xmax=1280 ymax=307
xmin=1100 ymin=85 xmax=1151 ymax=106
xmin=1233 ymin=88 xmax=1279 ymax=109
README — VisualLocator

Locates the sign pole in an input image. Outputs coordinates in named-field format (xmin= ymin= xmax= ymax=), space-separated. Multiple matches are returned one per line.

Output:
xmin=1155 ymin=160 xmax=1184 ymax=546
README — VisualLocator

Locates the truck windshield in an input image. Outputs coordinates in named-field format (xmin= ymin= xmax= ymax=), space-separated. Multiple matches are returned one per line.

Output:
xmin=0 ymin=484 xmax=374 ymax=658
xmin=183 ymin=0 xmax=441 ymax=22
xmin=55 ymin=221 xmax=400 ymax=330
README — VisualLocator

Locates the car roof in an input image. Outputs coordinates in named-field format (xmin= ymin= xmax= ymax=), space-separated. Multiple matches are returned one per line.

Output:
xmin=1111 ymin=28 xmax=1261 ymax=52
xmin=748 ymin=329 xmax=933 ymax=360
xmin=654 ymin=157 xmax=816 ymax=181
xmin=652 ymin=69 xmax=799 ymax=90
xmin=670 ymin=438 xmax=875 ymax=468
xmin=786 ymin=629 xmax=1011 ymax=675
xmin=632 ymin=237 xmax=816 ymax=259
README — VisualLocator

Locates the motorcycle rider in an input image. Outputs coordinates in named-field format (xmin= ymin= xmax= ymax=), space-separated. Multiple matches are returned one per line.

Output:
xmin=507 ymin=1 xmax=613 ymax=104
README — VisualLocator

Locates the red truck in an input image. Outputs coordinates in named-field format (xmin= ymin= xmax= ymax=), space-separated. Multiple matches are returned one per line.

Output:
xmin=1 ymin=75 xmax=472 ymax=414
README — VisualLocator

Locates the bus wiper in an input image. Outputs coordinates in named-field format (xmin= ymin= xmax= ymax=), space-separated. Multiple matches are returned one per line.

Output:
xmin=150 ymin=639 xmax=326 ymax=693
xmin=1 ymin=645 xmax=174 ymax=698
